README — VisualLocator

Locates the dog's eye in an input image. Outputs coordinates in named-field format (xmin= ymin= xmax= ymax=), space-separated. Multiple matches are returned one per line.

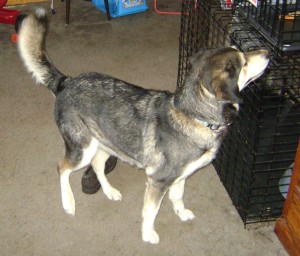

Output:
xmin=243 ymin=61 xmax=248 ymax=67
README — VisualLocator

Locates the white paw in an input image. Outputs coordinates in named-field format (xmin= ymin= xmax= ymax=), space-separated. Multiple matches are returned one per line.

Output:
xmin=142 ymin=230 xmax=160 ymax=244
xmin=62 ymin=194 xmax=75 ymax=216
xmin=177 ymin=209 xmax=195 ymax=221
xmin=104 ymin=187 xmax=122 ymax=201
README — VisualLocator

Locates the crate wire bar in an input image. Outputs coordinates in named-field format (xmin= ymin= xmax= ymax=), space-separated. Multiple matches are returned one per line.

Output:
xmin=177 ymin=0 xmax=300 ymax=225
xmin=234 ymin=0 xmax=300 ymax=52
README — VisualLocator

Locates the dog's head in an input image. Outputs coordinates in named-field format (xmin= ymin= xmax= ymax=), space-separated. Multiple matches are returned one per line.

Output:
xmin=188 ymin=47 xmax=269 ymax=104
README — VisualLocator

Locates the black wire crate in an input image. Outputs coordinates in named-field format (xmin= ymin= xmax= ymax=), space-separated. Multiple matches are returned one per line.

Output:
xmin=234 ymin=0 xmax=300 ymax=52
xmin=177 ymin=0 xmax=300 ymax=224
xmin=214 ymin=78 xmax=300 ymax=224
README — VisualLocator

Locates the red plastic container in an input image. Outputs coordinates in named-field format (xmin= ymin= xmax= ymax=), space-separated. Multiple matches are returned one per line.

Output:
xmin=0 ymin=0 xmax=20 ymax=24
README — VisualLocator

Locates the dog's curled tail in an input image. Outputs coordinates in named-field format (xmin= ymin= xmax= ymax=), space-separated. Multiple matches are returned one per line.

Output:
xmin=18 ymin=9 xmax=66 ymax=95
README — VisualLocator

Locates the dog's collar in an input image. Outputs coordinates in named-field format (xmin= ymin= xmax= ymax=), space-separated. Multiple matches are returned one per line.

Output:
xmin=171 ymin=100 xmax=228 ymax=131
xmin=195 ymin=119 xmax=222 ymax=130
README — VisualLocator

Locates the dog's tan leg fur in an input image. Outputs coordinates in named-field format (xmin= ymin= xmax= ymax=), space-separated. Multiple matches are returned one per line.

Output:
xmin=59 ymin=138 xmax=99 ymax=215
xmin=58 ymin=158 xmax=77 ymax=216
xmin=91 ymin=150 xmax=122 ymax=201
xmin=169 ymin=180 xmax=195 ymax=221
xmin=142 ymin=177 xmax=169 ymax=244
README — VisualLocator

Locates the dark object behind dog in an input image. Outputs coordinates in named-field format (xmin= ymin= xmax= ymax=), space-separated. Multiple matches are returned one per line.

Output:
xmin=81 ymin=157 xmax=117 ymax=194
xmin=17 ymin=9 xmax=269 ymax=244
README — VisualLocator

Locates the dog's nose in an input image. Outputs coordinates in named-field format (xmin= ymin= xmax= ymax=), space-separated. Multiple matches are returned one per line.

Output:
xmin=260 ymin=49 xmax=269 ymax=59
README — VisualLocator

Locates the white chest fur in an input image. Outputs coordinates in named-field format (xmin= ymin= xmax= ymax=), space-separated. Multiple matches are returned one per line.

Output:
xmin=175 ymin=145 xmax=220 ymax=183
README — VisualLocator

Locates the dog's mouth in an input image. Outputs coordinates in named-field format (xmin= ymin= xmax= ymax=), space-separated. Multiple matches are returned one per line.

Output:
xmin=244 ymin=70 xmax=265 ymax=87
xmin=243 ymin=59 xmax=270 ymax=88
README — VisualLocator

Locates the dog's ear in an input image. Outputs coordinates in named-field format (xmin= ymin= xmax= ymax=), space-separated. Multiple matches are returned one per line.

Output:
xmin=213 ymin=59 xmax=243 ymax=104
xmin=187 ymin=49 xmax=213 ymax=89
xmin=186 ymin=49 xmax=207 ymax=74
xmin=186 ymin=48 xmax=243 ymax=104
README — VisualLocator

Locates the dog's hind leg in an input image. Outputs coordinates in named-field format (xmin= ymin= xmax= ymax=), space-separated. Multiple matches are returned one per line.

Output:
xmin=58 ymin=159 xmax=77 ymax=216
xmin=169 ymin=180 xmax=195 ymax=221
xmin=142 ymin=177 xmax=169 ymax=244
xmin=91 ymin=149 xmax=122 ymax=201
xmin=58 ymin=138 xmax=99 ymax=216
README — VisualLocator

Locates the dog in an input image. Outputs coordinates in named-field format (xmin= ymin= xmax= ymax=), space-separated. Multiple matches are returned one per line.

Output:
xmin=17 ymin=9 xmax=269 ymax=244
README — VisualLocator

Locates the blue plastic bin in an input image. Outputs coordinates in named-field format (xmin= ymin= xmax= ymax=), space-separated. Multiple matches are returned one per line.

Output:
xmin=92 ymin=0 xmax=148 ymax=18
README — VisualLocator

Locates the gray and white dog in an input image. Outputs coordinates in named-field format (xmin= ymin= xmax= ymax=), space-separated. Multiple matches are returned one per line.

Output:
xmin=17 ymin=9 xmax=269 ymax=244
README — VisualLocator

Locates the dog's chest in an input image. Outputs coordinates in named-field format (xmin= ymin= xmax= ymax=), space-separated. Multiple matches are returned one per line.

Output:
xmin=176 ymin=141 xmax=221 ymax=182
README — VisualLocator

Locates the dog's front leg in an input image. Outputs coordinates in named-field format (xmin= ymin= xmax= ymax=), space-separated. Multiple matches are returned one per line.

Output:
xmin=142 ymin=177 xmax=169 ymax=244
xmin=169 ymin=179 xmax=195 ymax=221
